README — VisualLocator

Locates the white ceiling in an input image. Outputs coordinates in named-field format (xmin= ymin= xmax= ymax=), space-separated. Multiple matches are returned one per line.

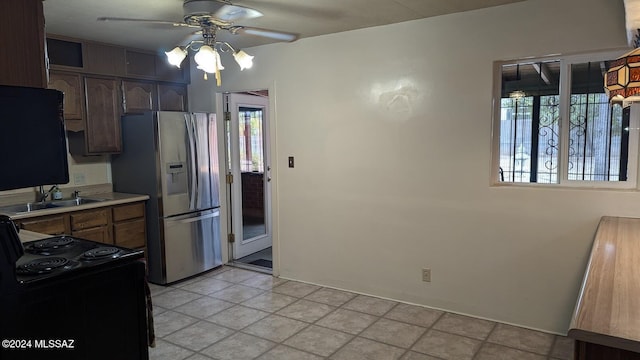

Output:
xmin=43 ymin=0 xmax=527 ymax=52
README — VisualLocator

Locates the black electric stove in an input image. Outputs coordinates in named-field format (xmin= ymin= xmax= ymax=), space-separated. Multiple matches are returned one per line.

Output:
xmin=16 ymin=235 xmax=144 ymax=284
xmin=0 ymin=222 xmax=149 ymax=360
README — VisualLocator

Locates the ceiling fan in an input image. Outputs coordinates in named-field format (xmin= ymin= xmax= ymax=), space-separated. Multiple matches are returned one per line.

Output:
xmin=97 ymin=0 xmax=299 ymax=84
xmin=98 ymin=0 xmax=299 ymax=42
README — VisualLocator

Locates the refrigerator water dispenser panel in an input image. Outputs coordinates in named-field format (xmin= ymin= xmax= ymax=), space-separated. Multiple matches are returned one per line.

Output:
xmin=166 ymin=162 xmax=187 ymax=195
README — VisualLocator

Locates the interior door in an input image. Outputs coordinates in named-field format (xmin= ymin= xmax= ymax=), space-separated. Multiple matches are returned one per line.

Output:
xmin=227 ymin=93 xmax=272 ymax=260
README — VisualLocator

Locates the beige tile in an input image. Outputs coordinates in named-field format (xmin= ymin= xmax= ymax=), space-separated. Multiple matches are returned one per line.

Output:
xmin=206 ymin=305 xmax=270 ymax=330
xmin=273 ymin=281 xmax=321 ymax=298
xmin=149 ymin=283 xmax=171 ymax=296
xmin=432 ymin=313 xmax=495 ymax=340
xmin=153 ymin=289 xmax=203 ymax=309
xmin=241 ymin=274 xmax=289 ymax=290
xmin=476 ymin=343 xmax=546 ymax=360
xmin=385 ymin=303 xmax=444 ymax=327
xmin=361 ymin=318 xmax=427 ymax=348
xmin=201 ymin=333 xmax=275 ymax=360
xmin=412 ymin=330 xmax=482 ymax=360
xmin=174 ymin=275 xmax=206 ymax=288
xmin=343 ymin=295 xmax=398 ymax=316
xmin=185 ymin=354 xmax=214 ymax=360
xmin=153 ymin=305 xmax=167 ymax=316
xmin=164 ymin=321 xmax=234 ymax=351
xmin=550 ymin=336 xmax=575 ymax=359
xmin=210 ymin=284 xmax=265 ymax=303
xmin=257 ymin=345 xmax=323 ymax=360
xmin=212 ymin=268 xmax=260 ymax=283
xmin=179 ymin=277 xmax=234 ymax=295
xmin=276 ymin=299 xmax=336 ymax=323
xmin=242 ymin=292 xmax=298 ymax=312
xmin=202 ymin=266 xmax=231 ymax=278
xmin=487 ymin=323 xmax=554 ymax=355
xmin=331 ymin=337 xmax=405 ymax=360
xmin=304 ymin=288 xmax=356 ymax=306
xmin=149 ymin=339 xmax=193 ymax=360
xmin=401 ymin=351 xmax=442 ymax=360
xmin=173 ymin=296 xmax=234 ymax=319
xmin=154 ymin=311 xmax=199 ymax=337
xmin=284 ymin=325 xmax=353 ymax=357
xmin=316 ymin=308 xmax=378 ymax=335
xmin=243 ymin=314 xmax=309 ymax=342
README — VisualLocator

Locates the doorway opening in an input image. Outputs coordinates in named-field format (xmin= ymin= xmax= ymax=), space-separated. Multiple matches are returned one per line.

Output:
xmin=223 ymin=91 xmax=273 ymax=273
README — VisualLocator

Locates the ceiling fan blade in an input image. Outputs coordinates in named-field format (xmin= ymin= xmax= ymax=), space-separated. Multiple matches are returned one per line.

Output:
xmin=96 ymin=17 xmax=198 ymax=28
xmin=229 ymin=26 xmax=298 ymax=42
xmin=214 ymin=4 xmax=263 ymax=22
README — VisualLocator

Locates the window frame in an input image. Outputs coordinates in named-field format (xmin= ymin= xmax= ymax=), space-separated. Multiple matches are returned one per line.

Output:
xmin=490 ymin=49 xmax=640 ymax=189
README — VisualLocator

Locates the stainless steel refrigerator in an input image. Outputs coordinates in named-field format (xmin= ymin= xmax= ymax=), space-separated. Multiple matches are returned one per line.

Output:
xmin=112 ymin=111 xmax=221 ymax=284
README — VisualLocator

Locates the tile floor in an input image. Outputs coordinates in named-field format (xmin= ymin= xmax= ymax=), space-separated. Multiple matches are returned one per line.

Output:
xmin=148 ymin=266 xmax=574 ymax=360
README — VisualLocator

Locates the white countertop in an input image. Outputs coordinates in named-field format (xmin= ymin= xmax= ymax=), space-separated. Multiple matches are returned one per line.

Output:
xmin=1 ymin=192 xmax=149 ymax=220
xmin=18 ymin=229 xmax=50 ymax=242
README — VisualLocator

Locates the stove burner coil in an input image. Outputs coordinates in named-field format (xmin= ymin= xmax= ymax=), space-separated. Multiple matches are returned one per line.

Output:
xmin=31 ymin=236 xmax=76 ymax=250
xmin=17 ymin=257 xmax=71 ymax=274
xmin=82 ymin=247 xmax=120 ymax=259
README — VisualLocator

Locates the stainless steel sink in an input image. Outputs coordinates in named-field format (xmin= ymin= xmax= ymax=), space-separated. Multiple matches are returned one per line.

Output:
xmin=50 ymin=198 xmax=105 ymax=207
xmin=0 ymin=198 xmax=106 ymax=214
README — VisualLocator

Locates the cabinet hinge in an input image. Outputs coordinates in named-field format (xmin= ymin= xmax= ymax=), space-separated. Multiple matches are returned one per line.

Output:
xmin=226 ymin=173 xmax=233 ymax=184
xmin=224 ymin=111 xmax=231 ymax=122
xmin=228 ymin=233 xmax=235 ymax=243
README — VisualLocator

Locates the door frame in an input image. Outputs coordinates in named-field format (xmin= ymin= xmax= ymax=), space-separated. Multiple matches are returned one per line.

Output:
xmin=215 ymin=84 xmax=279 ymax=276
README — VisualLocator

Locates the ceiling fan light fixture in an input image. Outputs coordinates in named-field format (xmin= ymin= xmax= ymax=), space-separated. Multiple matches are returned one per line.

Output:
xmin=165 ymin=46 xmax=188 ymax=68
xmin=233 ymin=50 xmax=254 ymax=70
xmin=195 ymin=45 xmax=224 ymax=73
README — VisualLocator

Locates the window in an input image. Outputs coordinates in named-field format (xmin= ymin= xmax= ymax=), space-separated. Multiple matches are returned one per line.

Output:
xmin=492 ymin=51 xmax=638 ymax=188
xmin=238 ymin=107 xmax=265 ymax=173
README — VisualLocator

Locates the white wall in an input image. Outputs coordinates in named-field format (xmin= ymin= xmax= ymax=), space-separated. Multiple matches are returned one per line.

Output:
xmin=197 ymin=0 xmax=630 ymax=333
xmin=0 ymin=152 xmax=110 ymax=197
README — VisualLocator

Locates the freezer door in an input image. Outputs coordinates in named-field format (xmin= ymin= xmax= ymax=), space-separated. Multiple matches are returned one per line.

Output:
xmin=162 ymin=209 xmax=222 ymax=283
xmin=158 ymin=112 xmax=192 ymax=216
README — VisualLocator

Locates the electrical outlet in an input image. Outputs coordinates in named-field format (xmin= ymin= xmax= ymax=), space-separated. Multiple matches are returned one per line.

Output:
xmin=422 ymin=268 xmax=431 ymax=282
xmin=73 ymin=173 xmax=86 ymax=185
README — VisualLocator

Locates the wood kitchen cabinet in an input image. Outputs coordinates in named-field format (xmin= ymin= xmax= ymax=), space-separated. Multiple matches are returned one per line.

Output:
xmin=0 ymin=0 xmax=47 ymax=88
xmin=85 ymin=42 xmax=126 ymax=76
xmin=18 ymin=214 xmax=70 ymax=235
xmin=158 ymin=83 xmax=188 ymax=111
xmin=112 ymin=203 xmax=146 ymax=249
xmin=48 ymin=71 xmax=85 ymax=131
xmin=83 ymin=76 xmax=122 ymax=154
xmin=14 ymin=201 xmax=147 ymax=250
xmin=122 ymin=80 xmax=157 ymax=114
xmin=70 ymin=208 xmax=110 ymax=244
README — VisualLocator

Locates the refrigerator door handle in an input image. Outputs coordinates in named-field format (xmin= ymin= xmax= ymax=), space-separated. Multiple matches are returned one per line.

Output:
xmin=185 ymin=114 xmax=198 ymax=210
xmin=168 ymin=209 xmax=220 ymax=224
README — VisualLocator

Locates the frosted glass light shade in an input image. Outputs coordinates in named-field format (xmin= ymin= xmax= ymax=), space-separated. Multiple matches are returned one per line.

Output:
xmin=195 ymin=46 xmax=224 ymax=73
xmin=233 ymin=50 xmax=254 ymax=70
xmin=165 ymin=47 xmax=187 ymax=68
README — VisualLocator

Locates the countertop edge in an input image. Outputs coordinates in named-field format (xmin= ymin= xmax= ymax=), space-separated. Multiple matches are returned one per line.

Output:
xmin=2 ymin=192 xmax=150 ymax=220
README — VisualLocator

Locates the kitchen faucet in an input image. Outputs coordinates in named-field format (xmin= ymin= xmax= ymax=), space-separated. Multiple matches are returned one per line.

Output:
xmin=38 ymin=185 xmax=58 ymax=202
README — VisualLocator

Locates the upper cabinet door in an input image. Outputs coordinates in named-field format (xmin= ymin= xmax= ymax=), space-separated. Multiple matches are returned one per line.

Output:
xmin=122 ymin=80 xmax=157 ymax=114
xmin=48 ymin=72 xmax=84 ymax=120
xmin=158 ymin=84 xmax=188 ymax=112
xmin=84 ymin=77 xmax=122 ymax=154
